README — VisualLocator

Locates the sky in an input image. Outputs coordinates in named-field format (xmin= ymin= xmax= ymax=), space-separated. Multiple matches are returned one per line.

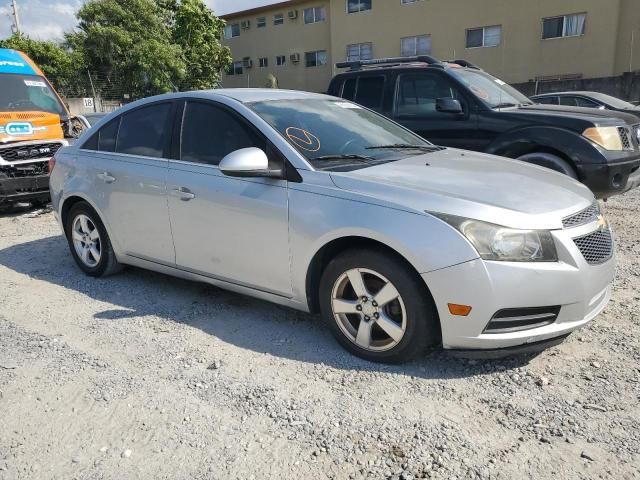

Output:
xmin=0 ymin=0 xmax=273 ymax=40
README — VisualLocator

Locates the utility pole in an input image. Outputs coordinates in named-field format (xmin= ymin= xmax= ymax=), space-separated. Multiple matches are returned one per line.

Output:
xmin=10 ymin=0 xmax=21 ymax=35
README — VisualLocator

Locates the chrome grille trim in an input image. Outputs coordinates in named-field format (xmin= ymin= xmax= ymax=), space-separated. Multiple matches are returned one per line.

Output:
xmin=562 ymin=202 xmax=600 ymax=229
xmin=573 ymin=229 xmax=613 ymax=265
xmin=483 ymin=306 xmax=561 ymax=334
xmin=618 ymin=126 xmax=633 ymax=150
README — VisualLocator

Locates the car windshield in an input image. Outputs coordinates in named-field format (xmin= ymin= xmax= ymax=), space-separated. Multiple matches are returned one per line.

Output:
xmin=249 ymin=98 xmax=438 ymax=171
xmin=448 ymin=68 xmax=532 ymax=109
xmin=0 ymin=73 xmax=66 ymax=116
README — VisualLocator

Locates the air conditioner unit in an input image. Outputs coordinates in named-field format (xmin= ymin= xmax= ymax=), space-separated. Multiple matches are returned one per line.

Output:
xmin=242 ymin=57 xmax=253 ymax=68
xmin=288 ymin=10 xmax=298 ymax=20
xmin=290 ymin=53 xmax=300 ymax=63
xmin=241 ymin=20 xmax=250 ymax=29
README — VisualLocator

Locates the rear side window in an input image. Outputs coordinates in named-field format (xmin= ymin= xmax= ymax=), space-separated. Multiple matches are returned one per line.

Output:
xmin=535 ymin=96 xmax=559 ymax=105
xmin=354 ymin=76 xmax=385 ymax=110
xmin=575 ymin=97 xmax=599 ymax=108
xmin=341 ymin=78 xmax=357 ymax=101
xmin=180 ymin=101 xmax=271 ymax=167
xmin=116 ymin=103 xmax=172 ymax=158
xmin=559 ymin=96 xmax=578 ymax=107
xmin=80 ymin=117 xmax=120 ymax=152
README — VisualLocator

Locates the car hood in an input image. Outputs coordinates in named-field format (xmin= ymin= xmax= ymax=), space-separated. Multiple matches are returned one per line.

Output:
xmin=503 ymin=104 xmax=640 ymax=129
xmin=329 ymin=148 xmax=595 ymax=230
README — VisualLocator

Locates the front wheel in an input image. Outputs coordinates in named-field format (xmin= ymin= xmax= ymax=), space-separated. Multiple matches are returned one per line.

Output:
xmin=65 ymin=202 xmax=121 ymax=277
xmin=517 ymin=152 xmax=578 ymax=179
xmin=319 ymin=249 xmax=440 ymax=363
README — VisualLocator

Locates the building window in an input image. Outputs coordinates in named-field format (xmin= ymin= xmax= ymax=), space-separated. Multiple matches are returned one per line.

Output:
xmin=401 ymin=35 xmax=431 ymax=56
xmin=226 ymin=61 xmax=243 ymax=76
xmin=274 ymin=13 xmax=284 ymax=25
xmin=224 ymin=24 xmax=240 ymax=39
xmin=347 ymin=43 xmax=373 ymax=61
xmin=305 ymin=50 xmax=328 ymax=67
xmin=543 ymin=13 xmax=586 ymax=39
xmin=466 ymin=25 xmax=502 ymax=48
xmin=257 ymin=17 xmax=266 ymax=28
xmin=347 ymin=0 xmax=372 ymax=13
xmin=276 ymin=55 xmax=287 ymax=66
xmin=259 ymin=57 xmax=269 ymax=68
xmin=304 ymin=6 xmax=326 ymax=24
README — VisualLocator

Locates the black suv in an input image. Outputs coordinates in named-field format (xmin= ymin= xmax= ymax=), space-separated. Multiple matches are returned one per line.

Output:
xmin=327 ymin=56 xmax=640 ymax=198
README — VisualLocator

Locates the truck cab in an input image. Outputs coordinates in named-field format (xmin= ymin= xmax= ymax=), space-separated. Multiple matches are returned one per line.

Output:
xmin=327 ymin=56 xmax=640 ymax=199
xmin=0 ymin=48 xmax=87 ymax=207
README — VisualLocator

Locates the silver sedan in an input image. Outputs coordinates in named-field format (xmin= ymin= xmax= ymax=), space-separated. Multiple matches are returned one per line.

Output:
xmin=49 ymin=89 xmax=615 ymax=363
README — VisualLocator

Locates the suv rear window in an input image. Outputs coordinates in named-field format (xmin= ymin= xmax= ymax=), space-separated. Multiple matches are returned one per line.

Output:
xmin=340 ymin=76 xmax=384 ymax=111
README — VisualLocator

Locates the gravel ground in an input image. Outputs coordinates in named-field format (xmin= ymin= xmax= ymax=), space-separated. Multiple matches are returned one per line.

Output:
xmin=0 ymin=190 xmax=638 ymax=480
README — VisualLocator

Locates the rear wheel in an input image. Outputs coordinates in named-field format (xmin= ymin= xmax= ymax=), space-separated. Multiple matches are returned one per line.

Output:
xmin=517 ymin=152 xmax=578 ymax=179
xmin=65 ymin=202 xmax=121 ymax=277
xmin=319 ymin=249 xmax=439 ymax=363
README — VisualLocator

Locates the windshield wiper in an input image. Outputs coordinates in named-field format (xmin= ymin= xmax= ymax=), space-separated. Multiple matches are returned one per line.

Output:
xmin=310 ymin=154 xmax=374 ymax=162
xmin=366 ymin=144 xmax=442 ymax=151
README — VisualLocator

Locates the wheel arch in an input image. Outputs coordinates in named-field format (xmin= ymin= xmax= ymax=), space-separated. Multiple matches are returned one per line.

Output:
xmin=59 ymin=194 xmax=120 ymax=253
xmin=304 ymin=235 xmax=438 ymax=320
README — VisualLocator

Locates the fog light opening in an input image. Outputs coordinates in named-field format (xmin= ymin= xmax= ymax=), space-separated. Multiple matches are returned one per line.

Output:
xmin=611 ymin=173 xmax=623 ymax=189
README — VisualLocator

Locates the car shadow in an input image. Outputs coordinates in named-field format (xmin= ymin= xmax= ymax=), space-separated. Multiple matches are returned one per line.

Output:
xmin=0 ymin=235 xmax=539 ymax=379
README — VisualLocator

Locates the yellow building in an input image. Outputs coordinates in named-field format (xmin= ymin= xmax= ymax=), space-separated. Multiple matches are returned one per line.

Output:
xmin=221 ymin=0 xmax=640 ymax=92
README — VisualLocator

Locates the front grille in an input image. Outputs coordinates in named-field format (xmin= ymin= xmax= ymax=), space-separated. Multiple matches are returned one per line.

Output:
xmin=573 ymin=229 xmax=613 ymax=265
xmin=618 ymin=127 xmax=633 ymax=150
xmin=562 ymin=202 xmax=600 ymax=228
xmin=484 ymin=306 xmax=561 ymax=334
xmin=0 ymin=161 xmax=48 ymax=177
xmin=0 ymin=142 xmax=62 ymax=162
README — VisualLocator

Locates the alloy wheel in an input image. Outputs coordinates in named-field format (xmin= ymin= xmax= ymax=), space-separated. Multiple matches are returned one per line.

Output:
xmin=331 ymin=268 xmax=407 ymax=352
xmin=71 ymin=214 xmax=102 ymax=268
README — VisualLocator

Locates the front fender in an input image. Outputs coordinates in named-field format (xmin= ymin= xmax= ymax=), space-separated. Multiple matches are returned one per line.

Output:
xmin=288 ymin=187 xmax=478 ymax=305
xmin=485 ymin=126 xmax=607 ymax=166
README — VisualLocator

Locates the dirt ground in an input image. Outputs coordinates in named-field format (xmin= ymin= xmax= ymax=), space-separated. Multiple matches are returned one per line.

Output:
xmin=0 ymin=190 xmax=638 ymax=480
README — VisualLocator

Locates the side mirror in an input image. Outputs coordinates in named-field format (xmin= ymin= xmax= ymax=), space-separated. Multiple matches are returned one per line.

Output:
xmin=219 ymin=147 xmax=282 ymax=178
xmin=436 ymin=97 xmax=464 ymax=114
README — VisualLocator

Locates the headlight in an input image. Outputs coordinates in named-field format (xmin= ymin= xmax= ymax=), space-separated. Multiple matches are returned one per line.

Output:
xmin=583 ymin=126 xmax=625 ymax=151
xmin=432 ymin=214 xmax=558 ymax=262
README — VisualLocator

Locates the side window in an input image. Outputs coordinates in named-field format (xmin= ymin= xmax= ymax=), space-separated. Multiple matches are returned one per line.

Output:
xmin=535 ymin=96 xmax=559 ymax=105
xmin=396 ymin=74 xmax=459 ymax=116
xmin=559 ymin=96 xmax=578 ymax=107
xmin=341 ymin=78 xmax=357 ymax=101
xmin=354 ymin=76 xmax=385 ymax=111
xmin=98 ymin=118 xmax=120 ymax=152
xmin=116 ymin=103 xmax=173 ymax=158
xmin=575 ymin=97 xmax=599 ymax=108
xmin=80 ymin=117 xmax=120 ymax=152
xmin=180 ymin=101 xmax=278 ymax=168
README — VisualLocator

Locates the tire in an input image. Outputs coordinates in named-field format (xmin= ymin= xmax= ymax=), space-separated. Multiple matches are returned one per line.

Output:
xmin=65 ymin=201 xmax=122 ymax=277
xmin=517 ymin=152 xmax=578 ymax=179
xmin=319 ymin=249 xmax=439 ymax=363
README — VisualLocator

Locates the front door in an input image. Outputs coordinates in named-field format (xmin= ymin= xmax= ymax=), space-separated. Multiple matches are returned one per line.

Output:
xmin=393 ymin=72 xmax=480 ymax=150
xmin=167 ymin=100 xmax=291 ymax=296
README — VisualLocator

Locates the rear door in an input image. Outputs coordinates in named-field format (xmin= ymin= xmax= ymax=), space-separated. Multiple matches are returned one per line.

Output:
xmin=392 ymin=71 xmax=479 ymax=149
xmin=166 ymin=100 xmax=291 ymax=296
xmin=80 ymin=102 xmax=175 ymax=264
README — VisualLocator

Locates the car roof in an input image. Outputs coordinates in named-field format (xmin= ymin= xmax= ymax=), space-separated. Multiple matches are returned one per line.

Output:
xmin=533 ymin=91 xmax=602 ymax=98
xmin=196 ymin=88 xmax=332 ymax=103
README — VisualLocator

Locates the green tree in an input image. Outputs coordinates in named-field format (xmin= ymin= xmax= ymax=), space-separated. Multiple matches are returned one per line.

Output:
xmin=0 ymin=34 xmax=86 ymax=96
xmin=74 ymin=0 xmax=186 ymax=99
xmin=162 ymin=0 xmax=232 ymax=90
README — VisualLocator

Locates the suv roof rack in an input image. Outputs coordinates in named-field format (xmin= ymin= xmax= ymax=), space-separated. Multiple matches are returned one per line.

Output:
xmin=447 ymin=59 xmax=482 ymax=70
xmin=335 ymin=55 xmax=444 ymax=71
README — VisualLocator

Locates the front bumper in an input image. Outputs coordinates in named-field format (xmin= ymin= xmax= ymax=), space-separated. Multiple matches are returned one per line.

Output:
xmin=0 ymin=174 xmax=50 ymax=204
xmin=579 ymin=155 xmax=640 ymax=198
xmin=422 ymin=222 xmax=615 ymax=352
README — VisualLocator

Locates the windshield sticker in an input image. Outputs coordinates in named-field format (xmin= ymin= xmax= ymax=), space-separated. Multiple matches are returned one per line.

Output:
xmin=334 ymin=102 xmax=362 ymax=109
xmin=285 ymin=127 xmax=321 ymax=152
xmin=24 ymin=80 xmax=47 ymax=88
xmin=494 ymin=79 xmax=507 ymax=86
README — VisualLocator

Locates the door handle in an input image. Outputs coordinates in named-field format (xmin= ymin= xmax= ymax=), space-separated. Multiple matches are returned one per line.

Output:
xmin=171 ymin=187 xmax=196 ymax=201
xmin=97 ymin=172 xmax=116 ymax=184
